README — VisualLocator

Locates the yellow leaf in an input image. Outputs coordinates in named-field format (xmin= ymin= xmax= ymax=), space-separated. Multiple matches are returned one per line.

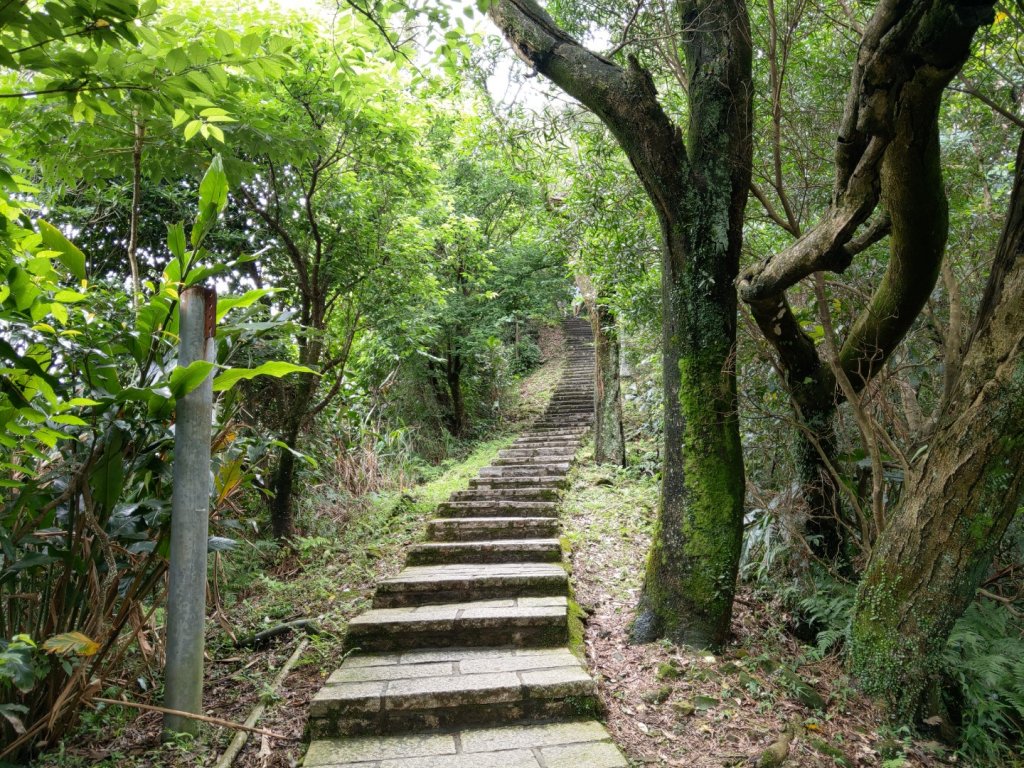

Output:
xmin=995 ymin=11 xmax=1008 ymax=23
xmin=43 ymin=631 xmax=100 ymax=657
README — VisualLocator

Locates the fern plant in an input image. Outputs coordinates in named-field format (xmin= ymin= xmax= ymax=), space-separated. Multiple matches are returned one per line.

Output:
xmin=942 ymin=599 xmax=1024 ymax=763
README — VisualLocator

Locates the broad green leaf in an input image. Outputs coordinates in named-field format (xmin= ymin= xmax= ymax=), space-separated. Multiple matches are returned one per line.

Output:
xmin=216 ymin=288 xmax=275 ymax=321
xmin=212 ymin=362 xmax=316 ymax=392
xmin=167 ymin=222 xmax=187 ymax=260
xmin=198 ymin=154 xmax=228 ymax=212
xmin=37 ymin=221 xmax=86 ymax=280
xmin=168 ymin=360 xmax=215 ymax=398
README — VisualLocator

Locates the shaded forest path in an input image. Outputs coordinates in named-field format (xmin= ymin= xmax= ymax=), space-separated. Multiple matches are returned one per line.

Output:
xmin=304 ymin=317 xmax=627 ymax=766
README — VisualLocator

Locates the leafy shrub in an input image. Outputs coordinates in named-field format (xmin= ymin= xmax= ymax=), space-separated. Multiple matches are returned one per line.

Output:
xmin=509 ymin=337 xmax=542 ymax=375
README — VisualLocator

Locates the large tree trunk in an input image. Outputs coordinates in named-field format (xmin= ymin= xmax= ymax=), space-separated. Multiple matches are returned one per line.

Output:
xmin=849 ymin=131 xmax=1024 ymax=722
xmin=591 ymin=305 xmax=625 ymax=466
xmin=739 ymin=0 xmax=996 ymax=562
xmin=489 ymin=0 xmax=753 ymax=648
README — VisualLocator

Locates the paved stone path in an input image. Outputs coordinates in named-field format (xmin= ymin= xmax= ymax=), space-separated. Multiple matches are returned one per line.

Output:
xmin=306 ymin=317 xmax=627 ymax=767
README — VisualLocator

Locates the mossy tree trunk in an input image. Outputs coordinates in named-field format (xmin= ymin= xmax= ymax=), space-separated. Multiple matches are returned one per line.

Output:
xmin=850 ymin=131 xmax=1024 ymax=722
xmin=591 ymin=304 xmax=625 ymax=466
xmin=489 ymin=0 xmax=752 ymax=648
xmin=739 ymin=0 xmax=995 ymax=563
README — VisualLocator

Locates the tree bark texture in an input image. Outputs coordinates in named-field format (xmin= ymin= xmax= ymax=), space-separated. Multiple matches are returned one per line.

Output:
xmin=591 ymin=304 xmax=625 ymax=466
xmin=738 ymin=0 xmax=994 ymax=560
xmin=489 ymin=0 xmax=752 ymax=647
xmin=849 ymin=131 xmax=1024 ymax=721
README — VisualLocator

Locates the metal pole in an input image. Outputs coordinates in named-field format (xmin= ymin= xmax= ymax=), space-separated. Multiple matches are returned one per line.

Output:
xmin=164 ymin=285 xmax=216 ymax=737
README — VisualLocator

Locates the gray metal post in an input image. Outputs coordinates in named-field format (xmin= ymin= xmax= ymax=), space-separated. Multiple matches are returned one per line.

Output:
xmin=164 ymin=285 xmax=216 ymax=737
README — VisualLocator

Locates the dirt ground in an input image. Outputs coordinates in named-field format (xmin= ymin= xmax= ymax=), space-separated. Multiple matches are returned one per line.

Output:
xmin=562 ymin=458 xmax=960 ymax=768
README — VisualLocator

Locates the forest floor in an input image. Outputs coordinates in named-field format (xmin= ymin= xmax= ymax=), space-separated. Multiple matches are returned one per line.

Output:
xmin=561 ymin=447 xmax=974 ymax=768
xmin=32 ymin=330 xmax=565 ymax=768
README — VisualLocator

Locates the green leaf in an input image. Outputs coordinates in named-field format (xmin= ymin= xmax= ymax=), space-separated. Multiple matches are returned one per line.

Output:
xmin=90 ymin=428 xmax=125 ymax=515
xmin=37 ymin=221 xmax=86 ymax=280
xmin=168 ymin=360 xmax=215 ymax=398
xmin=167 ymin=222 xmax=186 ymax=260
xmin=183 ymin=119 xmax=202 ymax=142
xmin=216 ymin=288 xmax=275 ymax=321
xmin=198 ymin=154 xmax=228 ymax=212
xmin=212 ymin=362 xmax=316 ymax=392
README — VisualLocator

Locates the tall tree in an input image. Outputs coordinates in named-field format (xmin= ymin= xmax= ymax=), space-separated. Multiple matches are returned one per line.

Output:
xmin=849 ymin=129 xmax=1024 ymax=721
xmin=488 ymin=0 xmax=752 ymax=646
xmin=738 ymin=0 xmax=996 ymax=562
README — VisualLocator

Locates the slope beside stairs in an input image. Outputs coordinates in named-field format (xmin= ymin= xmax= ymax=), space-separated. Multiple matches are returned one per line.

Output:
xmin=304 ymin=317 xmax=627 ymax=767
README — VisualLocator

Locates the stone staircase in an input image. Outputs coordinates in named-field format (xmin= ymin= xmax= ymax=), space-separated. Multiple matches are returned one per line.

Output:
xmin=304 ymin=317 xmax=627 ymax=767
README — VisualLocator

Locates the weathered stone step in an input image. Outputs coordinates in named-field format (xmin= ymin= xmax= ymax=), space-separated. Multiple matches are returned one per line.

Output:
xmin=373 ymin=563 xmax=569 ymax=608
xmin=515 ymin=433 xmax=584 ymax=442
xmin=532 ymin=421 xmax=591 ymax=430
xmin=479 ymin=463 xmax=571 ymax=478
xmin=305 ymin=720 xmax=627 ymax=767
xmin=499 ymin=447 xmax=577 ymax=459
xmin=428 ymin=517 xmax=560 ymax=542
xmin=345 ymin=597 xmax=568 ymax=651
xmin=408 ymin=539 xmax=562 ymax=565
xmin=512 ymin=435 xmax=582 ymax=444
xmin=469 ymin=476 xmax=567 ymax=489
xmin=451 ymin=487 xmax=560 ymax=502
xmin=438 ymin=500 xmax=559 ymax=517
xmin=309 ymin=647 xmax=598 ymax=738
xmin=492 ymin=457 xmax=576 ymax=469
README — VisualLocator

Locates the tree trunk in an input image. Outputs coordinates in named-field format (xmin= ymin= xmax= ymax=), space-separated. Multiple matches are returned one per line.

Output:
xmin=446 ymin=353 xmax=466 ymax=438
xmin=269 ymin=425 xmax=299 ymax=540
xmin=127 ymin=118 xmax=145 ymax=307
xmin=489 ymin=0 xmax=752 ymax=648
xmin=849 ymin=131 xmax=1024 ymax=722
xmin=739 ymin=0 xmax=996 ymax=563
xmin=268 ymin=369 xmax=319 ymax=540
xmin=591 ymin=304 xmax=625 ymax=466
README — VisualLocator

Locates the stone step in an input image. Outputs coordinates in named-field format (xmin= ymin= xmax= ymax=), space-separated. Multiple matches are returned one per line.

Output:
xmin=428 ymin=517 xmax=561 ymax=542
xmin=525 ymin=425 xmax=588 ymax=432
xmin=345 ymin=597 xmax=568 ymax=651
xmin=372 ymin=563 xmax=569 ymax=608
xmin=309 ymin=647 xmax=599 ymax=738
xmin=515 ymin=433 xmax=584 ymax=442
xmin=479 ymin=463 xmax=571 ymax=478
xmin=408 ymin=539 xmax=562 ymax=565
xmin=492 ymin=457 xmax=577 ymax=468
xmin=306 ymin=720 xmax=627 ymax=768
xmin=509 ymin=444 xmax=579 ymax=453
xmin=499 ymin=448 xmax=578 ymax=459
xmin=438 ymin=500 xmax=559 ymax=517
xmin=451 ymin=487 xmax=560 ymax=502
xmin=469 ymin=476 xmax=567 ymax=489
xmin=512 ymin=435 xmax=582 ymax=443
